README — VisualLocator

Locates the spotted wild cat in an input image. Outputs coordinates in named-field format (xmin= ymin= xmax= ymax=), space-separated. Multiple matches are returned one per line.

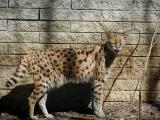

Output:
xmin=6 ymin=31 xmax=126 ymax=120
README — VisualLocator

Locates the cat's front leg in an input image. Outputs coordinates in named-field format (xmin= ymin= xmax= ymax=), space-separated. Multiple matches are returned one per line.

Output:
xmin=92 ymin=79 xmax=105 ymax=117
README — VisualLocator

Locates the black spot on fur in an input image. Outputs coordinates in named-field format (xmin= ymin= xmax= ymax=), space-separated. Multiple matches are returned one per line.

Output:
xmin=51 ymin=53 xmax=55 ymax=56
xmin=32 ymin=67 xmax=36 ymax=70
xmin=67 ymin=58 xmax=70 ymax=61
xmin=88 ymin=49 xmax=94 ymax=54
xmin=54 ymin=60 xmax=57 ymax=63
xmin=57 ymin=55 xmax=60 ymax=58
xmin=86 ymin=52 xmax=89 ymax=56
xmin=22 ymin=64 xmax=27 ymax=68
xmin=47 ymin=54 xmax=50 ymax=57
xmin=46 ymin=69 xmax=50 ymax=73
xmin=78 ymin=60 xmax=83 ymax=64
xmin=95 ymin=53 xmax=99 ymax=60
xmin=11 ymin=78 xmax=17 ymax=84
xmin=77 ymin=51 xmax=80 ymax=54
xmin=78 ymin=58 xmax=87 ymax=64
xmin=6 ymin=81 xmax=12 ymax=87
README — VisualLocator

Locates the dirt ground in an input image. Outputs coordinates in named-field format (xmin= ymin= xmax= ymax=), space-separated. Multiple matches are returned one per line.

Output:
xmin=1 ymin=102 xmax=160 ymax=120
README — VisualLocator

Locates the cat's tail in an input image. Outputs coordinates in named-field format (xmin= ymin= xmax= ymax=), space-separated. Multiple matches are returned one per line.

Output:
xmin=5 ymin=56 xmax=29 ymax=88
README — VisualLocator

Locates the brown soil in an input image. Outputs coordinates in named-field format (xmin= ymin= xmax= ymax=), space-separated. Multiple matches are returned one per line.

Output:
xmin=0 ymin=102 xmax=160 ymax=120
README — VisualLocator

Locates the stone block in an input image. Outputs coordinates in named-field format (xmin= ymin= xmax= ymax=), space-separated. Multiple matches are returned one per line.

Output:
xmin=8 ymin=21 xmax=70 ymax=32
xmin=130 ymin=68 xmax=160 ymax=80
xmin=0 ymin=43 xmax=8 ymax=54
xmin=0 ymin=55 xmax=21 ymax=66
xmin=139 ymin=34 xmax=160 ymax=44
xmin=129 ymin=57 xmax=146 ymax=68
xmin=108 ymin=68 xmax=129 ymax=79
xmin=142 ymin=91 xmax=160 ymax=101
xmin=130 ymin=57 xmax=160 ymax=68
xmin=131 ymin=45 xmax=160 ymax=57
xmin=72 ymin=0 xmax=133 ymax=10
xmin=71 ymin=22 xmax=103 ymax=32
xmin=104 ymin=78 xmax=160 ymax=91
xmin=5 ymin=67 xmax=17 ymax=78
xmin=132 ymin=23 xmax=160 ymax=33
xmin=0 ymin=66 xmax=7 ymax=78
xmin=8 ymin=43 xmax=43 ymax=54
xmin=40 ymin=32 xmax=70 ymax=43
xmin=38 ymin=21 xmax=70 ymax=32
xmin=103 ymin=91 xmax=139 ymax=102
xmin=130 ymin=68 xmax=143 ymax=79
xmin=0 ymin=20 xmax=7 ymax=30
xmin=70 ymin=33 xmax=101 ymax=43
xmin=0 ymin=0 xmax=7 ymax=7
xmin=9 ymin=0 xmax=71 ymax=9
xmin=8 ymin=20 xmax=39 ymax=32
xmin=40 ymin=0 xmax=71 ymax=9
xmin=125 ymin=34 xmax=140 ymax=45
xmin=134 ymin=0 xmax=160 ymax=10
xmin=9 ymin=43 xmax=71 ymax=54
xmin=71 ymin=22 xmax=131 ymax=32
xmin=7 ymin=8 xmax=38 ymax=20
xmin=141 ymin=80 xmax=160 ymax=91
xmin=70 ymin=44 xmax=94 ymax=49
xmin=146 ymin=57 xmax=160 ymax=68
xmin=131 ymin=45 xmax=150 ymax=56
xmin=72 ymin=0 xmax=160 ymax=10
xmin=41 ymin=32 xmax=104 ymax=44
xmin=122 ymin=34 xmax=160 ymax=45
xmin=104 ymin=79 xmax=139 ymax=91
xmin=103 ymin=91 xmax=159 ymax=102
xmin=0 ymin=8 xmax=7 ymax=19
xmin=40 ymin=9 xmax=101 ymax=21
xmin=0 ymin=78 xmax=8 ymax=89
xmin=111 ymin=56 xmax=130 ymax=68
xmin=102 ymin=11 xmax=159 ymax=22
xmin=0 ymin=31 xmax=39 ymax=43
xmin=131 ymin=0 xmax=160 ymax=10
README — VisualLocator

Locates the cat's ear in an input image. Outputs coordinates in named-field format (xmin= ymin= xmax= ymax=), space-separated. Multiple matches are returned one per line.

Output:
xmin=106 ymin=31 xmax=112 ymax=40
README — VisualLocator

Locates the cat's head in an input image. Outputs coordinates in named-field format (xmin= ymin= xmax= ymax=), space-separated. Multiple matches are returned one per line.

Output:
xmin=105 ymin=31 xmax=126 ymax=53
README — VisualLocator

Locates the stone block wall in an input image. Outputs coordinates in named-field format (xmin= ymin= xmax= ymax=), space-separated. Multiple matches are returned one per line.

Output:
xmin=0 ymin=0 xmax=160 ymax=108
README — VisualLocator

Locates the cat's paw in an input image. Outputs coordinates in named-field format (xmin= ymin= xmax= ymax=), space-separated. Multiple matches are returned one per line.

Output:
xmin=30 ymin=115 xmax=39 ymax=120
xmin=45 ymin=114 xmax=54 ymax=119
xmin=95 ymin=110 xmax=105 ymax=117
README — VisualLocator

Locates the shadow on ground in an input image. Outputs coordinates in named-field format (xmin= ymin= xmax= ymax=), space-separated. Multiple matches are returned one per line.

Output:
xmin=0 ymin=83 xmax=92 ymax=119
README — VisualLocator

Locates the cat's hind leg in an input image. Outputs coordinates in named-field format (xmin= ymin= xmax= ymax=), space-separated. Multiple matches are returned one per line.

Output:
xmin=28 ymin=83 xmax=48 ymax=120
xmin=38 ymin=92 xmax=54 ymax=119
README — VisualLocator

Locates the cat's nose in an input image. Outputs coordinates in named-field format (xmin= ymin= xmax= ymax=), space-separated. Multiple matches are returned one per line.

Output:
xmin=115 ymin=47 xmax=122 ymax=52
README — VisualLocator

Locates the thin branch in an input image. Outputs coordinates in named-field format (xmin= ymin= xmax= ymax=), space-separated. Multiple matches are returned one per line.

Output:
xmin=138 ymin=18 xmax=160 ymax=120
xmin=152 ymin=40 xmax=159 ymax=47
xmin=129 ymin=18 xmax=160 ymax=106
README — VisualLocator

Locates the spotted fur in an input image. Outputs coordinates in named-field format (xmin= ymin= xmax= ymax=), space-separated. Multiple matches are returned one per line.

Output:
xmin=6 ymin=31 xmax=126 ymax=120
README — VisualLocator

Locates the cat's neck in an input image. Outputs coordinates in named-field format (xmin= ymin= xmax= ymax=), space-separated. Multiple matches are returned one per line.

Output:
xmin=103 ymin=44 xmax=118 ymax=68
